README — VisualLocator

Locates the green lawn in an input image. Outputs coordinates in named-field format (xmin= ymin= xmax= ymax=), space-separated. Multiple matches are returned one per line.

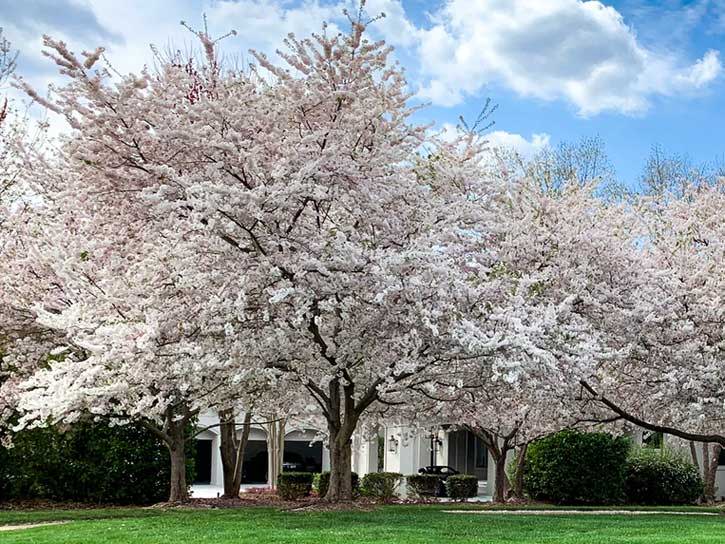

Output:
xmin=1 ymin=505 xmax=724 ymax=543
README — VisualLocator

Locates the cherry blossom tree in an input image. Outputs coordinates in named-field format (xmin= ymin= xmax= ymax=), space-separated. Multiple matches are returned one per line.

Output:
xmin=402 ymin=171 xmax=640 ymax=502
xmin=7 ymin=29 xmax=269 ymax=501
xmin=0 ymin=31 xmax=58 ymax=446
xmin=228 ymin=18 xmax=486 ymax=500
xmin=12 ymin=6 xmax=718 ymax=509
xmin=186 ymin=10 xmax=593 ymax=501
xmin=579 ymin=181 xmax=725 ymax=452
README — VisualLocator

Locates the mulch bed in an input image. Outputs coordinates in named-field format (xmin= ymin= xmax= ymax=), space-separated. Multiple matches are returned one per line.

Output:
xmin=170 ymin=493 xmax=380 ymax=512
xmin=0 ymin=499 xmax=115 ymax=511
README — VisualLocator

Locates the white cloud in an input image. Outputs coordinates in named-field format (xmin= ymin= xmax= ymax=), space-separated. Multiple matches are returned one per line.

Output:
xmin=677 ymin=49 xmax=722 ymax=87
xmin=434 ymin=123 xmax=550 ymax=159
xmin=205 ymin=0 xmax=343 ymax=60
xmin=485 ymin=130 xmax=550 ymax=159
xmin=4 ymin=0 xmax=721 ymax=125
xmin=415 ymin=0 xmax=722 ymax=116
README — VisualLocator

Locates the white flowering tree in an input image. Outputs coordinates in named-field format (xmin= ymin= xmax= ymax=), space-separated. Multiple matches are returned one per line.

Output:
xmin=0 ymin=31 xmax=54 ymax=445
xmin=402 ymin=175 xmax=638 ymax=502
xmin=12 ymin=7 xmax=716 ymax=508
xmin=7 ymin=29 xmax=271 ymax=501
xmin=578 ymin=181 xmax=725 ymax=500
xmin=223 ymin=20 xmax=499 ymax=500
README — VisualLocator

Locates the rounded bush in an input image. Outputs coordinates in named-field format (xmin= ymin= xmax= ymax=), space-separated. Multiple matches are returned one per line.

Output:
xmin=524 ymin=430 xmax=630 ymax=504
xmin=277 ymin=472 xmax=314 ymax=500
xmin=360 ymin=472 xmax=402 ymax=501
xmin=314 ymin=471 xmax=359 ymax=498
xmin=625 ymin=448 xmax=703 ymax=505
xmin=446 ymin=474 xmax=478 ymax=499
xmin=406 ymin=474 xmax=443 ymax=497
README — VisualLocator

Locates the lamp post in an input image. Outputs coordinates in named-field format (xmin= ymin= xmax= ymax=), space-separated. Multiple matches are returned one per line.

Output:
xmin=429 ymin=432 xmax=442 ymax=467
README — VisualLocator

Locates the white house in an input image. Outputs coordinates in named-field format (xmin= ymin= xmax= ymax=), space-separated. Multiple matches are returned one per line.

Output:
xmin=192 ymin=412 xmax=725 ymax=499
xmin=192 ymin=412 xmax=499 ymax=497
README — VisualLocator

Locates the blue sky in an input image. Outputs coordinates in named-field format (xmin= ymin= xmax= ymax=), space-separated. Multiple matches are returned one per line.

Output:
xmin=2 ymin=0 xmax=724 ymax=186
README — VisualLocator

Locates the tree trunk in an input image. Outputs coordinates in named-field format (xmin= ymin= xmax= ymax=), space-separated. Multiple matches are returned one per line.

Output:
xmin=509 ymin=443 xmax=528 ymax=500
xmin=703 ymin=443 xmax=722 ymax=503
xmin=326 ymin=424 xmax=354 ymax=502
xmin=689 ymin=441 xmax=700 ymax=470
xmin=167 ymin=421 xmax=189 ymax=503
xmin=267 ymin=417 xmax=285 ymax=490
xmin=219 ymin=409 xmax=252 ymax=499
xmin=465 ymin=426 xmax=515 ymax=504
xmin=492 ymin=451 xmax=509 ymax=503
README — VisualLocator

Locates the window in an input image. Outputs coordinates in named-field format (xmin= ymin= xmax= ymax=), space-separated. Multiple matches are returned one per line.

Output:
xmin=474 ymin=437 xmax=488 ymax=469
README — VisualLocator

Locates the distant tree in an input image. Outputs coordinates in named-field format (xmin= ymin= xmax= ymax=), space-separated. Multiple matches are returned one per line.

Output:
xmin=527 ymin=136 xmax=616 ymax=191
xmin=639 ymin=144 xmax=712 ymax=196
xmin=0 ymin=28 xmax=18 ymax=126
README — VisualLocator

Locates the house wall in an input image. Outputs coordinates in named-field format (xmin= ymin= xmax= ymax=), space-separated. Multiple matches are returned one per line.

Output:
xmin=195 ymin=411 xmax=331 ymax=488
xmin=351 ymin=433 xmax=379 ymax=478
xmin=383 ymin=425 xmax=497 ymax=497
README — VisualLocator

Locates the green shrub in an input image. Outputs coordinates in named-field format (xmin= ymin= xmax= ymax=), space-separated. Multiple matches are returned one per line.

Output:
xmin=406 ymin=474 xmax=443 ymax=497
xmin=277 ymin=472 xmax=314 ymax=500
xmin=0 ymin=421 xmax=195 ymax=505
xmin=446 ymin=474 xmax=478 ymax=500
xmin=360 ymin=472 xmax=402 ymax=501
xmin=313 ymin=471 xmax=359 ymax=498
xmin=625 ymin=448 xmax=703 ymax=505
xmin=524 ymin=429 xmax=630 ymax=504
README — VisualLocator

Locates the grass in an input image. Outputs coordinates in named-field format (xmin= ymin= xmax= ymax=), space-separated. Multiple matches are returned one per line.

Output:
xmin=449 ymin=502 xmax=724 ymax=513
xmin=0 ymin=505 xmax=724 ymax=543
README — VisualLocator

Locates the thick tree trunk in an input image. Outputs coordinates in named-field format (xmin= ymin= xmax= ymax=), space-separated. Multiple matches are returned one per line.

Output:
xmin=509 ymin=443 xmax=528 ymax=500
xmin=492 ymin=452 xmax=510 ymax=503
xmin=142 ymin=405 xmax=194 ymax=503
xmin=326 ymin=424 xmax=354 ymax=502
xmin=703 ymin=443 xmax=722 ymax=503
xmin=219 ymin=409 xmax=252 ymax=499
xmin=167 ymin=422 xmax=189 ymax=503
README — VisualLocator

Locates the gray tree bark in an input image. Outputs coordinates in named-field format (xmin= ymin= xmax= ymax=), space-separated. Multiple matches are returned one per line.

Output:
xmin=219 ymin=409 xmax=253 ymax=498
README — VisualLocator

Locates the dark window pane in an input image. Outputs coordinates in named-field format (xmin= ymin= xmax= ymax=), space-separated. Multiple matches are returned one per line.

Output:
xmin=475 ymin=437 xmax=488 ymax=469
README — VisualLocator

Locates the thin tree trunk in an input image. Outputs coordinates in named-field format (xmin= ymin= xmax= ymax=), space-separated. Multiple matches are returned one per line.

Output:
xmin=509 ymin=443 xmax=528 ymax=500
xmin=689 ymin=441 xmax=699 ymax=470
xmin=219 ymin=408 xmax=237 ymax=497
xmin=220 ymin=409 xmax=253 ymax=498
xmin=233 ymin=412 xmax=253 ymax=493
xmin=267 ymin=417 xmax=285 ymax=490
xmin=703 ymin=443 xmax=721 ymax=503
xmin=467 ymin=426 xmax=517 ymax=504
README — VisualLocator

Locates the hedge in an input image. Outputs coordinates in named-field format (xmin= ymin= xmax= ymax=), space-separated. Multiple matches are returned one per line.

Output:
xmin=446 ymin=474 xmax=478 ymax=500
xmin=406 ymin=474 xmax=443 ymax=497
xmin=277 ymin=472 xmax=314 ymax=500
xmin=524 ymin=429 xmax=630 ymax=504
xmin=0 ymin=421 xmax=195 ymax=505
xmin=625 ymin=448 xmax=703 ymax=505
xmin=360 ymin=472 xmax=402 ymax=501
xmin=313 ymin=471 xmax=359 ymax=498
